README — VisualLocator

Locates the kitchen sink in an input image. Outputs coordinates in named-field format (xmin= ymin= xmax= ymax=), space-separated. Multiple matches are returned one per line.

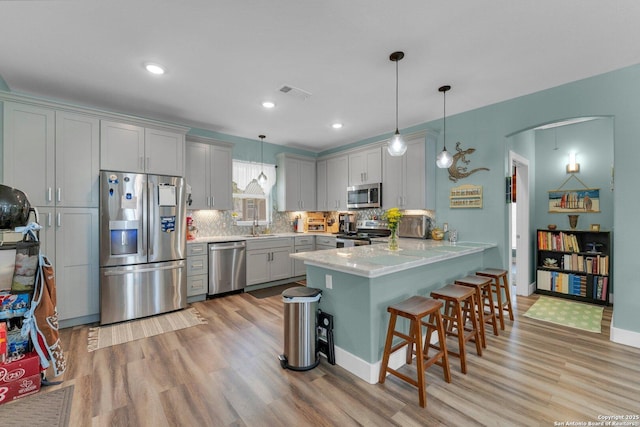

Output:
xmin=244 ymin=234 xmax=276 ymax=238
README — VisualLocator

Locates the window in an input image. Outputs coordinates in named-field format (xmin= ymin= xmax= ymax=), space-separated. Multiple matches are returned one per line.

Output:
xmin=232 ymin=160 xmax=276 ymax=225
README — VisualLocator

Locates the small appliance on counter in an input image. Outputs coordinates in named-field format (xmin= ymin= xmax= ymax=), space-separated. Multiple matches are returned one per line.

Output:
xmin=398 ymin=214 xmax=432 ymax=239
xmin=338 ymin=213 xmax=356 ymax=234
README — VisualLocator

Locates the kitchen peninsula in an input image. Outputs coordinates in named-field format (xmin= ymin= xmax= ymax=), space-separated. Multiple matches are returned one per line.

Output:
xmin=290 ymin=239 xmax=499 ymax=384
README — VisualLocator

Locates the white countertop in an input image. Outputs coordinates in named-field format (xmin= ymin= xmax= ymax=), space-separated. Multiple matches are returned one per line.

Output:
xmin=289 ymin=239 xmax=497 ymax=278
xmin=187 ymin=232 xmax=336 ymax=244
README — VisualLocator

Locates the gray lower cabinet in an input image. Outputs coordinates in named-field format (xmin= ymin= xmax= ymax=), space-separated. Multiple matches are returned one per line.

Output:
xmin=293 ymin=235 xmax=315 ymax=276
xmin=187 ymin=242 xmax=208 ymax=300
xmin=38 ymin=207 xmax=100 ymax=326
xmin=246 ymin=238 xmax=293 ymax=286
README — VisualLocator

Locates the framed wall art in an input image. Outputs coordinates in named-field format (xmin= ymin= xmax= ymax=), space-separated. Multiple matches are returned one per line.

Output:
xmin=548 ymin=188 xmax=600 ymax=213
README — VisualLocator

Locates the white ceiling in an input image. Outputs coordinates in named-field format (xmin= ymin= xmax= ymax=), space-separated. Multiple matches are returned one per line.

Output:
xmin=2 ymin=1 xmax=640 ymax=152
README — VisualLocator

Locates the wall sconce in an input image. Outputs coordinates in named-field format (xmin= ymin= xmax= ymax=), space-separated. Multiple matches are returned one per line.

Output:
xmin=566 ymin=152 xmax=580 ymax=173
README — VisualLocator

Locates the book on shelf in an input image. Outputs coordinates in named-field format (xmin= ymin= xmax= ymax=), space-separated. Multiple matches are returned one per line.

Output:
xmin=593 ymin=276 xmax=609 ymax=301
xmin=536 ymin=270 xmax=587 ymax=297
xmin=537 ymin=230 xmax=580 ymax=252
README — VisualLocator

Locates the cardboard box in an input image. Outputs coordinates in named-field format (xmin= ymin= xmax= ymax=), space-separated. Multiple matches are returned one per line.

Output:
xmin=0 ymin=373 xmax=41 ymax=404
xmin=0 ymin=351 xmax=41 ymax=404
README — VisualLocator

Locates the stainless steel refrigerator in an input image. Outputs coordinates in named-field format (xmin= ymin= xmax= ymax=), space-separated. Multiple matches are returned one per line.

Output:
xmin=99 ymin=171 xmax=187 ymax=325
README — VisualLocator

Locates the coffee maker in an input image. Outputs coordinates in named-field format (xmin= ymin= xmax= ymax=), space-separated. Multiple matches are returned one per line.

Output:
xmin=338 ymin=213 xmax=356 ymax=234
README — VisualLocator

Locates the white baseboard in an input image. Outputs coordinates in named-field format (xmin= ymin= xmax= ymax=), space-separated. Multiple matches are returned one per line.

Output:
xmin=333 ymin=333 xmax=439 ymax=384
xmin=610 ymin=324 xmax=640 ymax=349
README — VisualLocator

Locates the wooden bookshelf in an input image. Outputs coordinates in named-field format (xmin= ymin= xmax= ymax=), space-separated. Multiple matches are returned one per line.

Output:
xmin=536 ymin=229 xmax=611 ymax=305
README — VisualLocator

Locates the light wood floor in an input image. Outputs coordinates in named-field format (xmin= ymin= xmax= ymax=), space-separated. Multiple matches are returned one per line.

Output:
xmin=43 ymin=292 xmax=639 ymax=426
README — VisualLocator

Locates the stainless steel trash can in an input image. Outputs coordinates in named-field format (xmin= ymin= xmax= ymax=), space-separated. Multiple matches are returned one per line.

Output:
xmin=279 ymin=287 xmax=322 ymax=370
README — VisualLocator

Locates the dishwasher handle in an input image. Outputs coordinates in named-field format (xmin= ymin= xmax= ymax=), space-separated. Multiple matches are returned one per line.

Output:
xmin=209 ymin=242 xmax=246 ymax=251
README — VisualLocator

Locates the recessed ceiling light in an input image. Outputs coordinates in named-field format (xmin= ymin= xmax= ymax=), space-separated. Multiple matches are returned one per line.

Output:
xmin=332 ymin=123 xmax=343 ymax=129
xmin=262 ymin=101 xmax=276 ymax=109
xmin=144 ymin=63 xmax=166 ymax=75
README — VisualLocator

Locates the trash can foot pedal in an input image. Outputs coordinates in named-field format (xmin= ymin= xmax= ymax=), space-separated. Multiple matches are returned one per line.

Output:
xmin=278 ymin=354 xmax=287 ymax=369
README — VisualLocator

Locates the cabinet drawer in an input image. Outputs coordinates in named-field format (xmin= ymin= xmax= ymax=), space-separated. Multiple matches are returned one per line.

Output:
xmin=187 ymin=255 xmax=207 ymax=276
xmin=246 ymin=237 xmax=293 ymax=251
xmin=315 ymin=236 xmax=336 ymax=246
xmin=294 ymin=235 xmax=315 ymax=246
xmin=187 ymin=243 xmax=207 ymax=256
xmin=187 ymin=274 xmax=207 ymax=296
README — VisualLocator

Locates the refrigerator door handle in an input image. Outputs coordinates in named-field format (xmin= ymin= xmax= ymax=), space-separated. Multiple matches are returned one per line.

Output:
xmin=103 ymin=264 xmax=183 ymax=276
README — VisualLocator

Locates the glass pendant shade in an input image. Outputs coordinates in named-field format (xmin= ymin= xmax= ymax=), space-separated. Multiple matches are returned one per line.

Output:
xmin=387 ymin=130 xmax=407 ymax=156
xmin=436 ymin=148 xmax=453 ymax=168
xmin=257 ymin=135 xmax=268 ymax=185
xmin=436 ymin=85 xmax=454 ymax=168
xmin=258 ymin=171 xmax=267 ymax=185
xmin=387 ymin=51 xmax=406 ymax=157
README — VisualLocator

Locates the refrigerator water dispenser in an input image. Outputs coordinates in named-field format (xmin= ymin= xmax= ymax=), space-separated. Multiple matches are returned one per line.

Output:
xmin=109 ymin=220 xmax=139 ymax=255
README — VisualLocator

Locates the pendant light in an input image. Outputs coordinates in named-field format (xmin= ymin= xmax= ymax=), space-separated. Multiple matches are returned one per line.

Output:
xmin=436 ymin=85 xmax=454 ymax=168
xmin=257 ymin=135 xmax=268 ymax=185
xmin=387 ymin=51 xmax=407 ymax=156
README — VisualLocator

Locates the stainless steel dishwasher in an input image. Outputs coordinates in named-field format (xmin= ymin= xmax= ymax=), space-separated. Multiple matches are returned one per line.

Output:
xmin=208 ymin=241 xmax=246 ymax=295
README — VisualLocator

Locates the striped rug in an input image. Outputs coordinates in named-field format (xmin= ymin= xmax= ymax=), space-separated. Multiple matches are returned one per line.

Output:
xmin=88 ymin=307 xmax=207 ymax=352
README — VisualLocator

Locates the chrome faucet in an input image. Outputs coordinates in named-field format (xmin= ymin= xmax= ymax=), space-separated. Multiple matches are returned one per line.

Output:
xmin=252 ymin=209 xmax=259 ymax=236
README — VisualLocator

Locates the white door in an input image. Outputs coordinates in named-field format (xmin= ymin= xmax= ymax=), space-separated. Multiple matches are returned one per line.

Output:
xmin=509 ymin=151 xmax=532 ymax=296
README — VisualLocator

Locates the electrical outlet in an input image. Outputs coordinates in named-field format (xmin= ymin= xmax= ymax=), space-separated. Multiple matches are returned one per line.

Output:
xmin=325 ymin=274 xmax=332 ymax=289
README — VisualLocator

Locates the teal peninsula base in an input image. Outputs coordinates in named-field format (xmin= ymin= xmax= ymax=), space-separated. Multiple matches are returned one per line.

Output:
xmin=291 ymin=239 xmax=499 ymax=383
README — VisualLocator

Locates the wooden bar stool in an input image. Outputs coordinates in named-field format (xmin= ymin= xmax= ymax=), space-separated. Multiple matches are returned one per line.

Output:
xmin=476 ymin=268 xmax=514 ymax=330
xmin=379 ymin=296 xmax=451 ymax=408
xmin=430 ymin=284 xmax=482 ymax=374
xmin=454 ymin=275 xmax=499 ymax=348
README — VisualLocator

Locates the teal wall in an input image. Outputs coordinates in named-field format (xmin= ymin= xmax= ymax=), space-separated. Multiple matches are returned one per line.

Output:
xmin=0 ymin=75 xmax=9 ymax=92
xmin=533 ymin=118 xmax=614 ymax=231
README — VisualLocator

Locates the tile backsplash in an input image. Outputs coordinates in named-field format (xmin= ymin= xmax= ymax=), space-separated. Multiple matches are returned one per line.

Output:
xmin=190 ymin=208 xmax=434 ymax=237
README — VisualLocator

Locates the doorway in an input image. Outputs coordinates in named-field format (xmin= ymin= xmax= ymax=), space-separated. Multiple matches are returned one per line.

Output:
xmin=509 ymin=151 xmax=532 ymax=296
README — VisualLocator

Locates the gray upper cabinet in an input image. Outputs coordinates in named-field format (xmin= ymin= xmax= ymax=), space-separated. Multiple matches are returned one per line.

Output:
xmin=185 ymin=137 xmax=233 ymax=210
xmin=316 ymin=159 xmax=328 ymax=211
xmin=348 ymin=146 xmax=382 ymax=185
xmin=3 ymin=102 xmax=99 ymax=208
xmin=100 ymin=120 xmax=185 ymax=176
xmin=382 ymin=134 xmax=426 ymax=209
xmin=276 ymin=153 xmax=316 ymax=211
xmin=318 ymin=155 xmax=349 ymax=211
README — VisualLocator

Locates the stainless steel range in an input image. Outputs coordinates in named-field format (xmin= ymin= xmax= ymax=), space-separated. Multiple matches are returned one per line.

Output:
xmin=335 ymin=219 xmax=390 ymax=247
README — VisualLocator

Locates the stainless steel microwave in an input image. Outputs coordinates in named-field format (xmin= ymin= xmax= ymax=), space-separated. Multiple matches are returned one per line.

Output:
xmin=347 ymin=183 xmax=382 ymax=209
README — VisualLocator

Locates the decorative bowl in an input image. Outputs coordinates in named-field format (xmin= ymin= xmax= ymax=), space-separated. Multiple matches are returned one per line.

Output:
xmin=543 ymin=258 xmax=558 ymax=267
xmin=547 ymin=224 xmax=557 ymax=230
xmin=431 ymin=228 xmax=445 ymax=240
